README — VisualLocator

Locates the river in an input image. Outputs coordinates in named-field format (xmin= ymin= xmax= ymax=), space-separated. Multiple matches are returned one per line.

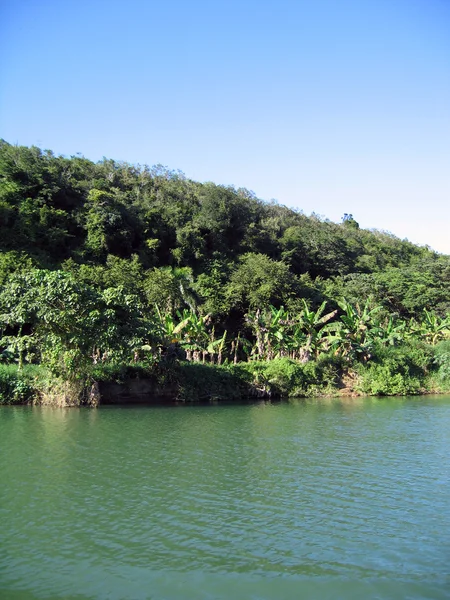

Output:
xmin=1 ymin=397 xmax=449 ymax=599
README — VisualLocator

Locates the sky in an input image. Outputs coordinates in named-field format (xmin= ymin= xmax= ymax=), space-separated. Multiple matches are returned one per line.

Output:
xmin=1 ymin=0 xmax=450 ymax=253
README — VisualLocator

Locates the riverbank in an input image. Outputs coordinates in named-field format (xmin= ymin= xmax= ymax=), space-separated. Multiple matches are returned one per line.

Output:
xmin=1 ymin=353 xmax=449 ymax=406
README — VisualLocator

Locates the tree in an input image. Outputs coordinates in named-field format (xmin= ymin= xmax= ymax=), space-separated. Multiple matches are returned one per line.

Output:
xmin=342 ymin=213 xmax=359 ymax=229
xmin=144 ymin=266 xmax=198 ymax=314
xmin=0 ymin=270 xmax=152 ymax=376
xmin=226 ymin=253 xmax=297 ymax=310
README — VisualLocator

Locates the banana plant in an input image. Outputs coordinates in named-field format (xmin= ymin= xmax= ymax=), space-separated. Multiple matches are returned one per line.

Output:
xmin=410 ymin=309 xmax=450 ymax=345
xmin=152 ymin=306 xmax=209 ymax=361
xmin=374 ymin=316 xmax=407 ymax=347
xmin=207 ymin=330 xmax=227 ymax=364
xmin=245 ymin=305 xmax=293 ymax=360
xmin=296 ymin=299 xmax=338 ymax=361
xmin=267 ymin=305 xmax=294 ymax=359
xmin=154 ymin=305 xmax=190 ymax=344
xmin=288 ymin=323 xmax=307 ymax=360
xmin=231 ymin=332 xmax=252 ymax=364
xmin=324 ymin=298 xmax=381 ymax=360
xmin=174 ymin=309 xmax=211 ymax=361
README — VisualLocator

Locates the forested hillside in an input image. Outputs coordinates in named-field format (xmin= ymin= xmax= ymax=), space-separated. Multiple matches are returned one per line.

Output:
xmin=1 ymin=140 xmax=450 ymax=403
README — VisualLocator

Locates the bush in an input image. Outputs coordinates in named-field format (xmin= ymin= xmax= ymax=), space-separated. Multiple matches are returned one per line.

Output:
xmin=88 ymin=362 xmax=153 ymax=383
xmin=433 ymin=340 xmax=450 ymax=384
xmin=357 ymin=341 xmax=433 ymax=396
xmin=249 ymin=358 xmax=304 ymax=396
xmin=227 ymin=355 xmax=345 ymax=398
xmin=0 ymin=365 xmax=37 ymax=404
xmin=357 ymin=364 xmax=421 ymax=396
xmin=175 ymin=362 xmax=246 ymax=401
xmin=302 ymin=353 xmax=345 ymax=395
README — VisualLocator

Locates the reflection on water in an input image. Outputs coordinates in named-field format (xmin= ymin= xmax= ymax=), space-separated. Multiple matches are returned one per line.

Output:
xmin=1 ymin=397 xmax=450 ymax=599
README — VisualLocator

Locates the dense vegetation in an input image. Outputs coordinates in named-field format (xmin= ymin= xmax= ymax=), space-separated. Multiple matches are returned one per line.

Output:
xmin=1 ymin=139 xmax=450 ymax=404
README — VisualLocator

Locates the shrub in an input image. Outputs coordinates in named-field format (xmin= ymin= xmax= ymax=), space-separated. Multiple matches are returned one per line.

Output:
xmin=252 ymin=358 xmax=305 ymax=396
xmin=88 ymin=362 xmax=153 ymax=383
xmin=433 ymin=340 xmax=450 ymax=384
xmin=357 ymin=364 xmax=421 ymax=396
xmin=175 ymin=362 xmax=245 ymax=401
xmin=227 ymin=355 xmax=345 ymax=398
xmin=357 ymin=341 xmax=432 ymax=396
xmin=0 ymin=365 xmax=37 ymax=404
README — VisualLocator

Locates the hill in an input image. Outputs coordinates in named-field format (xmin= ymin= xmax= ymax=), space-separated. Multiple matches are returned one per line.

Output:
xmin=1 ymin=140 xmax=450 ymax=403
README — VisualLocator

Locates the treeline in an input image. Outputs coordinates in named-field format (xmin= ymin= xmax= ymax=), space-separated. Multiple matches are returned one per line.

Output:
xmin=1 ymin=140 xmax=450 ymax=402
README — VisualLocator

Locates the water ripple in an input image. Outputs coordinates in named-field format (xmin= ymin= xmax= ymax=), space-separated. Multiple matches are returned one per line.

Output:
xmin=1 ymin=398 xmax=450 ymax=599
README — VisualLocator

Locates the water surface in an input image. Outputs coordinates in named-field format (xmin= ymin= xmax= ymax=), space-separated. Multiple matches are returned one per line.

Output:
xmin=1 ymin=397 xmax=449 ymax=599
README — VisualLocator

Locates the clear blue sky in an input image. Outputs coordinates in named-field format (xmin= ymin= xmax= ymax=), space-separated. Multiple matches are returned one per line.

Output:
xmin=1 ymin=0 xmax=449 ymax=253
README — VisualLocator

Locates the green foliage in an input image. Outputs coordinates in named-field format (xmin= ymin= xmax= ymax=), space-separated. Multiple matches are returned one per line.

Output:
xmin=225 ymin=355 xmax=344 ymax=398
xmin=326 ymin=256 xmax=450 ymax=318
xmin=0 ymin=365 xmax=37 ymax=404
xmin=0 ymin=269 xmax=153 ymax=377
xmin=170 ymin=362 xmax=247 ymax=401
xmin=249 ymin=358 xmax=306 ymax=396
xmin=323 ymin=298 xmax=382 ymax=360
xmin=280 ymin=217 xmax=357 ymax=277
xmin=144 ymin=266 xmax=197 ymax=313
xmin=409 ymin=309 xmax=450 ymax=345
xmin=88 ymin=362 xmax=154 ymax=383
xmin=84 ymin=188 xmax=140 ymax=259
xmin=300 ymin=353 xmax=346 ymax=394
xmin=192 ymin=259 xmax=233 ymax=316
xmin=433 ymin=340 xmax=450 ymax=384
xmin=357 ymin=364 xmax=422 ymax=396
xmin=244 ymin=301 xmax=337 ymax=362
xmin=227 ymin=253 xmax=297 ymax=310
xmin=357 ymin=342 xmax=433 ymax=396
xmin=1 ymin=139 xmax=450 ymax=401
xmin=0 ymin=251 xmax=36 ymax=286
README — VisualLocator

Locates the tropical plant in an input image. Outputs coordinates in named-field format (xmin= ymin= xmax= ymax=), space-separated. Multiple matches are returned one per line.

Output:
xmin=245 ymin=305 xmax=294 ymax=360
xmin=410 ymin=309 xmax=450 ymax=345
xmin=373 ymin=316 xmax=407 ymax=347
xmin=296 ymin=299 xmax=338 ymax=361
xmin=324 ymin=298 xmax=381 ymax=360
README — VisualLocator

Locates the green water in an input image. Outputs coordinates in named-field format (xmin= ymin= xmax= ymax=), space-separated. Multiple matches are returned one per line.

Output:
xmin=1 ymin=397 xmax=449 ymax=600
